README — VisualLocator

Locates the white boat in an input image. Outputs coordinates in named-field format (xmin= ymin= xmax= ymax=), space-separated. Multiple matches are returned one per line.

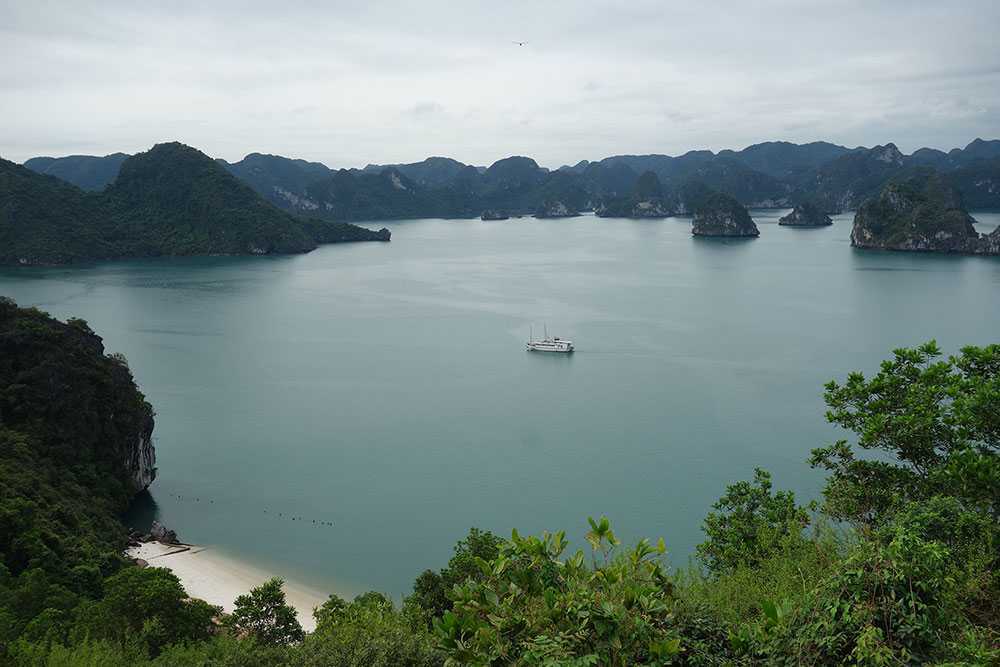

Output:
xmin=526 ymin=326 xmax=574 ymax=353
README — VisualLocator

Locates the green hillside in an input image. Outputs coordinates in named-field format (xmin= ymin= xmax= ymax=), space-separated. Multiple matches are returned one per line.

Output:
xmin=1 ymin=143 xmax=387 ymax=266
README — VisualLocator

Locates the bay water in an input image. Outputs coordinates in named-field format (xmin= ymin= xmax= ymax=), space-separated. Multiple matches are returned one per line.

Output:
xmin=2 ymin=210 xmax=998 ymax=600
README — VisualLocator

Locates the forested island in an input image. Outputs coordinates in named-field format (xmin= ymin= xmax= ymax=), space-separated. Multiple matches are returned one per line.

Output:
xmin=0 ymin=143 xmax=388 ymax=266
xmin=2 ymin=297 xmax=998 ymax=664
xmin=851 ymin=176 xmax=1000 ymax=253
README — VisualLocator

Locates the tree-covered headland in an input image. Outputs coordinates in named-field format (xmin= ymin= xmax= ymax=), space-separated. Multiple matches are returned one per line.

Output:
xmin=1 ymin=299 xmax=997 ymax=664
xmin=0 ymin=143 xmax=388 ymax=266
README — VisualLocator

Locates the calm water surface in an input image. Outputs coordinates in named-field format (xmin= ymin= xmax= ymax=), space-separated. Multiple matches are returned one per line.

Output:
xmin=2 ymin=211 xmax=999 ymax=599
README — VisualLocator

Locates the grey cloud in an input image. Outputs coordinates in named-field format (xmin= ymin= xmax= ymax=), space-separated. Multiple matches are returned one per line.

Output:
xmin=2 ymin=0 xmax=999 ymax=166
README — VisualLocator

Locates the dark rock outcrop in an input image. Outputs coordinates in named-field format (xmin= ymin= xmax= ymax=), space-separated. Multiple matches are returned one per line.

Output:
xmin=692 ymin=193 xmax=760 ymax=237
xmin=150 ymin=521 xmax=178 ymax=544
xmin=481 ymin=209 xmax=509 ymax=220
xmin=850 ymin=180 xmax=999 ymax=253
xmin=779 ymin=200 xmax=833 ymax=226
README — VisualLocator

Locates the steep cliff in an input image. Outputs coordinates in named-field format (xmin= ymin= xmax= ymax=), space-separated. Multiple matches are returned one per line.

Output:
xmin=0 ymin=296 xmax=156 ymax=497
xmin=669 ymin=180 xmax=716 ymax=215
xmin=850 ymin=180 xmax=998 ymax=254
xmin=692 ymin=193 xmax=760 ymax=237
xmin=595 ymin=171 xmax=670 ymax=217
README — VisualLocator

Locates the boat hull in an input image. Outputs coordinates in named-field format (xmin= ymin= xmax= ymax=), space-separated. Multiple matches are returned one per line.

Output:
xmin=526 ymin=341 xmax=574 ymax=353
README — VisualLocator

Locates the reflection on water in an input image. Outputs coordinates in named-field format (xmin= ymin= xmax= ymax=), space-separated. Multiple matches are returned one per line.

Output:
xmin=124 ymin=490 xmax=161 ymax=532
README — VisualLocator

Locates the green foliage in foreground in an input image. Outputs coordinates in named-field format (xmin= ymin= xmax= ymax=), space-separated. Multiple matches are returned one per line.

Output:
xmin=301 ymin=592 xmax=442 ymax=666
xmin=406 ymin=527 xmax=503 ymax=621
xmin=696 ymin=468 xmax=812 ymax=574
xmin=813 ymin=340 xmax=1000 ymax=523
xmin=435 ymin=518 xmax=690 ymax=666
xmin=226 ymin=577 xmax=304 ymax=647
xmin=2 ymin=327 xmax=999 ymax=665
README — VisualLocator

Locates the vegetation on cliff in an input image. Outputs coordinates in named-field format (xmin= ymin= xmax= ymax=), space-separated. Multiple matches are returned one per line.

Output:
xmin=778 ymin=199 xmax=833 ymax=226
xmin=850 ymin=177 xmax=996 ymax=253
xmin=692 ymin=193 xmax=760 ymax=237
xmin=217 ymin=152 xmax=333 ymax=210
xmin=595 ymin=171 xmax=670 ymax=217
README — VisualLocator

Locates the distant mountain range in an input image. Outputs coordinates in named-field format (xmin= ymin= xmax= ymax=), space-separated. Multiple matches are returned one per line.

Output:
xmin=22 ymin=140 xmax=1000 ymax=223
xmin=7 ymin=139 xmax=1000 ymax=265
xmin=2 ymin=143 xmax=388 ymax=266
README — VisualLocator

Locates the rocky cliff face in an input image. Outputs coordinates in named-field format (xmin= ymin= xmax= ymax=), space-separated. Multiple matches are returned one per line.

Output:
xmin=627 ymin=199 xmax=671 ymax=216
xmin=0 ymin=298 xmax=157 ymax=496
xmin=692 ymin=193 xmax=760 ymax=237
xmin=873 ymin=143 xmax=905 ymax=165
xmin=535 ymin=199 xmax=579 ymax=218
xmin=481 ymin=208 xmax=509 ymax=220
xmin=850 ymin=181 xmax=998 ymax=254
xmin=779 ymin=200 xmax=833 ymax=226
xmin=595 ymin=171 xmax=670 ymax=217
xmin=670 ymin=180 xmax=716 ymax=215
xmin=982 ymin=224 xmax=1000 ymax=255
xmin=129 ymin=425 xmax=156 ymax=490
xmin=112 ymin=360 xmax=156 ymax=490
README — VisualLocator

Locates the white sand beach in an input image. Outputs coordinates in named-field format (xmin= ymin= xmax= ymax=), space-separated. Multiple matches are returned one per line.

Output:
xmin=127 ymin=542 xmax=328 ymax=632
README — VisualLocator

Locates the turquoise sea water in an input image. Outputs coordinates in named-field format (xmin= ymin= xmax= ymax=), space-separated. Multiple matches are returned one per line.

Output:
xmin=2 ymin=210 xmax=999 ymax=599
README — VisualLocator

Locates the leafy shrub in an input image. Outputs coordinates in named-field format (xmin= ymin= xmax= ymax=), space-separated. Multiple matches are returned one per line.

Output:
xmin=436 ymin=517 xmax=687 ymax=666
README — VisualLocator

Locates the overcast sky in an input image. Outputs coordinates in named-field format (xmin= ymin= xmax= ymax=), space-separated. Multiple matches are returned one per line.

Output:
xmin=2 ymin=0 xmax=999 ymax=169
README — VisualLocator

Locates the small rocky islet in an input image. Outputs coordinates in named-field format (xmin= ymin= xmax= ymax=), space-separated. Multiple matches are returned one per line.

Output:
xmin=778 ymin=200 xmax=833 ymax=226
xmin=692 ymin=193 xmax=760 ymax=237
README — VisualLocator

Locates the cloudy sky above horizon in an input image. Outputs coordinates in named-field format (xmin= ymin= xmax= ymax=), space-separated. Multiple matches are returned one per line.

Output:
xmin=2 ymin=0 xmax=999 ymax=169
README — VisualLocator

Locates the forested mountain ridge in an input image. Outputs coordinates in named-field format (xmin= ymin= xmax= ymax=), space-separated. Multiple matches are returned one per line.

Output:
xmin=25 ymin=139 xmax=1000 ymax=221
xmin=216 ymin=152 xmax=333 ymax=210
xmin=23 ymin=152 xmax=129 ymax=191
xmin=0 ymin=142 xmax=388 ymax=266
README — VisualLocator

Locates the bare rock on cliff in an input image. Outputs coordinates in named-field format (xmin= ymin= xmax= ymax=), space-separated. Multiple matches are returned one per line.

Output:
xmin=669 ymin=180 xmax=716 ymax=215
xmin=850 ymin=180 xmax=998 ymax=254
xmin=534 ymin=199 xmax=579 ymax=218
xmin=692 ymin=193 xmax=760 ymax=237
xmin=596 ymin=171 xmax=670 ymax=217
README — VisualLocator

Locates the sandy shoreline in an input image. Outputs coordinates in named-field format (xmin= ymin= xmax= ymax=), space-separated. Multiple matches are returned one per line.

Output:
xmin=127 ymin=542 xmax=328 ymax=632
